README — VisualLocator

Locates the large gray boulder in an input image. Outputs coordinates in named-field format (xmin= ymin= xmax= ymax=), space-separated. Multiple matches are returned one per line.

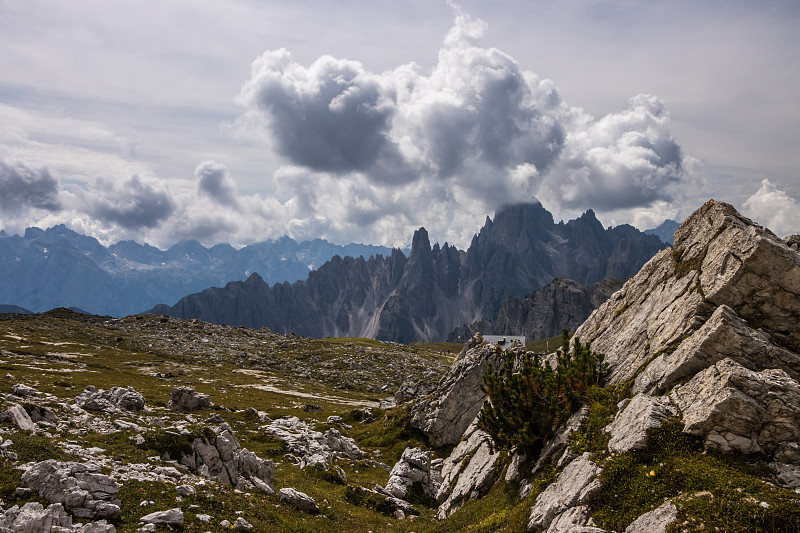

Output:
xmin=74 ymin=386 xmax=145 ymax=413
xmin=12 ymin=383 xmax=41 ymax=398
xmin=21 ymin=460 xmax=121 ymax=519
xmin=278 ymin=488 xmax=319 ymax=514
xmin=527 ymin=453 xmax=602 ymax=532
xmin=178 ymin=423 xmax=275 ymax=492
xmin=385 ymin=447 xmax=440 ymax=502
xmin=410 ymin=334 xmax=507 ymax=446
xmin=138 ymin=508 xmax=184 ymax=527
xmin=0 ymin=403 xmax=36 ymax=431
xmin=670 ymin=358 xmax=800 ymax=461
xmin=604 ymin=394 xmax=677 ymax=454
xmin=167 ymin=386 xmax=212 ymax=411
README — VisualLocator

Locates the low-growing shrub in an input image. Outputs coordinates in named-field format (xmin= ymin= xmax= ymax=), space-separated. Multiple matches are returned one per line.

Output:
xmin=478 ymin=330 xmax=607 ymax=453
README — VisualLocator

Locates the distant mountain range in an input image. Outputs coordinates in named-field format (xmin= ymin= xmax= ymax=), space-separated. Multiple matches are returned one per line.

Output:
xmin=0 ymin=225 xmax=392 ymax=317
xmin=645 ymin=219 xmax=681 ymax=244
xmin=153 ymin=203 xmax=668 ymax=343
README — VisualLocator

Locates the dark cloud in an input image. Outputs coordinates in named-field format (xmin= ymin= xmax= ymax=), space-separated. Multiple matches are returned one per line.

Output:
xmin=235 ymin=5 xmax=685 ymax=236
xmin=0 ymin=159 xmax=61 ymax=212
xmin=240 ymin=51 xmax=403 ymax=177
xmin=87 ymin=173 xmax=175 ymax=229
xmin=195 ymin=161 xmax=239 ymax=207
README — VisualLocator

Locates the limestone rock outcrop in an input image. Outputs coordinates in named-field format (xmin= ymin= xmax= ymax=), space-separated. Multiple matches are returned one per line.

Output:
xmin=178 ymin=423 xmax=275 ymax=492
xmin=261 ymin=416 xmax=363 ymax=469
xmin=21 ymin=460 xmax=121 ymax=519
xmin=573 ymin=200 xmax=800 ymax=463
xmin=74 ymin=385 xmax=145 ymax=412
xmin=167 ymin=386 xmax=211 ymax=411
xmin=384 ymin=447 xmax=440 ymax=503
xmin=527 ymin=453 xmax=603 ymax=532
xmin=436 ymin=420 xmax=500 ymax=519
xmin=0 ymin=502 xmax=117 ymax=533
xmin=410 ymin=335 xmax=508 ymax=446
xmin=670 ymin=358 xmax=800 ymax=460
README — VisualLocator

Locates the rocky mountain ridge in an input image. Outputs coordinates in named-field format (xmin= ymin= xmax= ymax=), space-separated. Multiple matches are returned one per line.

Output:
xmin=404 ymin=199 xmax=800 ymax=530
xmin=0 ymin=225 xmax=392 ymax=317
xmin=155 ymin=203 xmax=665 ymax=343
xmin=447 ymin=277 xmax=625 ymax=342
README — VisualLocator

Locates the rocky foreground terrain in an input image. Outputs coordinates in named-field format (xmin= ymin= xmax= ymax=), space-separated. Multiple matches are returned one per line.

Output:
xmin=1 ymin=199 xmax=800 ymax=532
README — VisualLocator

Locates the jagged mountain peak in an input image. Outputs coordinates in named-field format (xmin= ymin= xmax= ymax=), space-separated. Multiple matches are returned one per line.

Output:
xmin=155 ymin=202 xmax=665 ymax=342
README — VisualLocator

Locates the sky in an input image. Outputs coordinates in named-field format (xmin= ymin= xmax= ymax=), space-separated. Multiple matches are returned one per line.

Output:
xmin=0 ymin=0 xmax=798 ymax=249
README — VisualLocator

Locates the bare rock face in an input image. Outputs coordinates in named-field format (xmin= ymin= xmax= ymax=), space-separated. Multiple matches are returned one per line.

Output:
xmin=670 ymin=358 xmax=800 ymax=461
xmin=167 ymin=386 xmax=212 ymax=411
xmin=527 ymin=453 xmax=603 ymax=532
xmin=436 ymin=420 xmax=500 ymax=519
xmin=410 ymin=334 xmax=508 ymax=446
xmin=604 ymin=394 xmax=677 ymax=454
xmin=633 ymin=304 xmax=800 ymax=395
xmin=21 ymin=460 xmax=121 ymax=519
xmin=385 ymin=447 xmax=440 ymax=503
xmin=573 ymin=200 xmax=800 ymax=464
xmin=576 ymin=200 xmax=800 ymax=385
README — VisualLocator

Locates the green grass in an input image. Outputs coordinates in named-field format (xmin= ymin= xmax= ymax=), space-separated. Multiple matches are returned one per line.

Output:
xmin=588 ymin=419 xmax=800 ymax=532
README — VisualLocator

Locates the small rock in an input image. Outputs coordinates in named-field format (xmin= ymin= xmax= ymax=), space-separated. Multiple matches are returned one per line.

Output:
xmin=278 ymin=488 xmax=320 ymax=514
xmin=12 ymin=383 xmax=40 ymax=397
xmin=176 ymin=485 xmax=195 ymax=497
xmin=625 ymin=501 xmax=678 ymax=533
xmin=234 ymin=516 xmax=254 ymax=531
xmin=138 ymin=508 xmax=184 ymax=526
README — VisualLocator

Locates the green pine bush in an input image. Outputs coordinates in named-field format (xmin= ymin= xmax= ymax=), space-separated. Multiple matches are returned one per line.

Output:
xmin=477 ymin=330 xmax=607 ymax=453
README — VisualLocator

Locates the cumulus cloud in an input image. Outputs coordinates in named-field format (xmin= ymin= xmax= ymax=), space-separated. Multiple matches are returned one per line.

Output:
xmin=195 ymin=161 xmax=239 ymax=208
xmin=0 ymin=158 xmax=62 ymax=212
xmin=86 ymin=173 xmax=175 ymax=229
xmin=743 ymin=179 xmax=800 ymax=236
xmin=0 ymin=6 xmax=691 ymax=251
xmin=238 ymin=49 xmax=406 ymax=179
xmin=232 ymin=4 xmax=687 ymax=243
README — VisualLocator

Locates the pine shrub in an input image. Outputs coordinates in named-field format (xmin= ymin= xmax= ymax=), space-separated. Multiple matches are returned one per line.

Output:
xmin=477 ymin=330 xmax=607 ymax=453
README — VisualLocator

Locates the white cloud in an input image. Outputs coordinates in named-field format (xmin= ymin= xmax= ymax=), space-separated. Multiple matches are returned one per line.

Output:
xmin=229 ymin=6 xmax=687 ymax=245
xmin=743 ymin=179 xmax=800 ymax=236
